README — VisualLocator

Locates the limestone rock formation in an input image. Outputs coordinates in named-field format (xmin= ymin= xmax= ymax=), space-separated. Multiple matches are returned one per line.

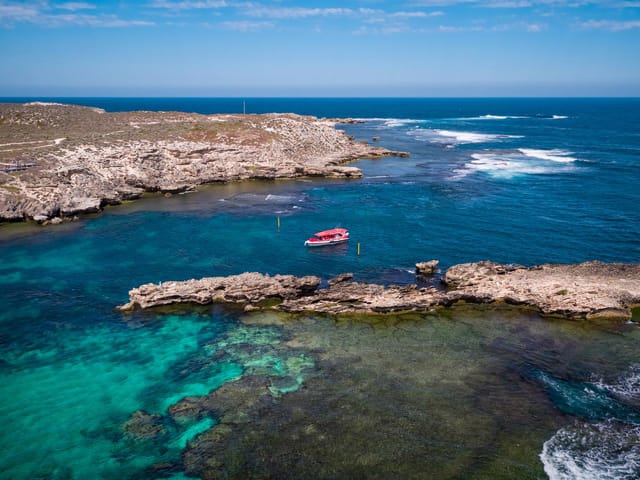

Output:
xmin=443 ymin=260 xmax=640 ymax=320
xmin=117 ymin=272 xmax=321 ymax=311
xmin=0 ymin=103 xmax=408 ymax=222
xmin=416 ymin=260 xmax=439 ymax=277
xmin=279 ymin=281 xmax=444 ymax=315
xmin=118 ymin=261 xmax=640 ymax=320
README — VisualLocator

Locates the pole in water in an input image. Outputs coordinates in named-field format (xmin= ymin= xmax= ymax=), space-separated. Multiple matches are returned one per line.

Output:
xmin=277 ymin=215 xmax=280 ymax=231
xmin=357 ymin=242 xmax=361 ymax=256
xmin=243 ymin=100 xmax=246 ymax=114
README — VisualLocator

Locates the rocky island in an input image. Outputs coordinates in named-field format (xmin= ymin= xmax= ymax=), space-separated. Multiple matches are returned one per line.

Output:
xmin=0 ymin=102 xmax=407 ymax=223
xmin=118 ymin=261 xmax=640 ymax=321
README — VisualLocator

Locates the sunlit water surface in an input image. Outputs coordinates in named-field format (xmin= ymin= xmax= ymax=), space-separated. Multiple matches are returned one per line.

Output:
xmin=1 ymin=98 xmax=639 ymax=479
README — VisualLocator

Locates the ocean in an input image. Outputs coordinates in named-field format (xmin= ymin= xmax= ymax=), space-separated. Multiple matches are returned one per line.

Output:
xmin=0 ymin=98 xmax=639 ymax=479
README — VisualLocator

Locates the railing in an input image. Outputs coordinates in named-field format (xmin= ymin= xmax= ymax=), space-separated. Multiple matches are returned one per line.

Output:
xmin=0 ymin=161 xmax=37 ymax=173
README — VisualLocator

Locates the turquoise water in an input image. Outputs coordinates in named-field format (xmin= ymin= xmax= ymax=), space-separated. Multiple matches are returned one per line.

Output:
xmin=1 ymin=98 xmax=639 ymax=478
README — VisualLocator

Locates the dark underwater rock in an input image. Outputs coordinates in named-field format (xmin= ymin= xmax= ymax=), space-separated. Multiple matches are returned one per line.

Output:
xmin=123 ymin=410 xmax=166 ymax=440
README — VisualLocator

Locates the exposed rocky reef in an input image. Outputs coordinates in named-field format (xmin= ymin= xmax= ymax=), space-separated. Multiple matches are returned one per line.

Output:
xmin=118 ymin=261 xmax=640 ymax=321
xmin=118 ymin=272 xmax=321 ymax=311
xmin=0 ymin=102 xmax=407 ymax=223
xmin=444 ymin=261 xmax=640 ymax=320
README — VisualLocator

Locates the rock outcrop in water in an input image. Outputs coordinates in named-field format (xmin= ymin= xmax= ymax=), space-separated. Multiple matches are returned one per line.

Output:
xmin=118 ymin=261 xmax=640 ymax=321
xmin=443 ymin=261 xmax=640 ymax=320
xmin=117 ymin=272 xmax=321 ymax=311
xmin=0 ymin=103 xmax=408 ymax=223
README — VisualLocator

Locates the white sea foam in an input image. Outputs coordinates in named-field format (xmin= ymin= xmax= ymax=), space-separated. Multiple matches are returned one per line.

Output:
xmin=410 ymin=128 xmax=522 ymax=145
xmin=354 ymin=117 xmax=423 ymax=128
xmin=541 ymin=420 xmax=640 ymax=480
xmin=435 ymin=114 xmax=530 ymax=121
xmin=541 ymin=366 xmax=640 ymax=480
xmin=518 ymin=148 xmax=577 ymax=163
xmin=435 ymin=130 xmax=503 ymax=143
xmin=264 ymin=194 xmax=297 ymax=203
xmin=468 ymin=114 xmax=528 ymax=120
xmin=452 ymin=149 xmax=576 ymax=180
xmin=593 ymin=365 xmax=640 ymax=406
xmin=383 ymin=118 xmax=422 ymax=128
xmin=552 ymin=115 xmax=569 ymax=119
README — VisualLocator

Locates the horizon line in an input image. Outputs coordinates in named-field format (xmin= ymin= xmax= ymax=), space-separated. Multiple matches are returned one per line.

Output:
xmin=2 ymin=95 xmax=640 ymax=99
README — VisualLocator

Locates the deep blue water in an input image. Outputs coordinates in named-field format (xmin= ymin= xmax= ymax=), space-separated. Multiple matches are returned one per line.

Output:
xmin=1 ymin=98 xmax=639 ymax=479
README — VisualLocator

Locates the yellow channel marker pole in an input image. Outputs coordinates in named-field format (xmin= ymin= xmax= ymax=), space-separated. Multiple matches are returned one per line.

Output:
xmin=357 ymin=242 xmax=361 ymax=256
xmin=277 ymin=215 xmax=280 ymax=231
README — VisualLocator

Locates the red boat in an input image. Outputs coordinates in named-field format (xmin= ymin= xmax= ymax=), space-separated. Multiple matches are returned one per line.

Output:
xmin=304 ymin=228 xmax=349 ymax=247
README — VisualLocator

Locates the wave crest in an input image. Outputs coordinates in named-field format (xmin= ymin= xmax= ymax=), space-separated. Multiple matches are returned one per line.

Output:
xmin=593 ymin=364 xmax=640 ymax=408
xmin=541 ymin=420 xmax=640 ymax=480
xmin=518 ymin=148 xmax=577 ymax=163
xmin=452 ymin=149 xmax=577 ymax=179
xmin=409 ymin=128 xmax=522 ymax=145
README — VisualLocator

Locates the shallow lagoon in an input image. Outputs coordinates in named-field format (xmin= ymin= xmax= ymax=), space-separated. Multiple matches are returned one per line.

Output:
xmin=3 ymin=300 xmax=639 ymax=479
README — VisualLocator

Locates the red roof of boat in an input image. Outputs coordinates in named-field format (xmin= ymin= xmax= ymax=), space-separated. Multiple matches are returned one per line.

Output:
xmin=313 ymin=228 xmax=348 ymax=237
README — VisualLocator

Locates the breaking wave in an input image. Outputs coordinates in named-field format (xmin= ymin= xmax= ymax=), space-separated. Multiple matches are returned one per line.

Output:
xmin=441 ymin=114 xmax=568 ymax=121
xmin=463 ymin=114 xmax=529 ymax=120
xmin=357 ymin=118 xmax=424 ymax=128
xmin=593 ymin=364 xmax=640 ymax=408
xmin=541 ymin=421 xmax=640 ymax=480
xmin=518 ymin=148 xmax=577 ymax=163
xmin=452 ymin=149 xmax=577 ymax=179
xmin=409 ymin=128 xmax=522 ymax=145
xmin=540 ymin=365 xmax=640 ymax=480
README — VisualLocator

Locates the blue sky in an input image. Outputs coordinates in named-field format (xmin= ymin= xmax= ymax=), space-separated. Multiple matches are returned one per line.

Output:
xmin=1 ymin=1 xmax=639 ymax=96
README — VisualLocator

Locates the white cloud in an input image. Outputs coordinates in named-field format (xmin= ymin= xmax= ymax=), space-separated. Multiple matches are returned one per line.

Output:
xmin=412 ymin=0 xmax=603 ymax=7
xmin=40 ymin=13 xmax=155 ymax=27
xmin=411 ymin=1 xmax=475 ymax=5
xmin=358 ymin=8 xmax=383 ymax=16
xmin=437 ymin=24 xmax=483 ymax=31
xmin=245 ymin=7 xmax=354 ymax=19
xmin=221 ymin=20 xmax=273 ymax=31
xmin=149 ymin=0 xmax=228 ymax=9
xmin=55 ymin=2 xmax=96 ymax=11
xmin=0 ymin=4 xmax=40 ymax=22
xmin=0 ymin=2 xmax=154 ymax=28
xmin=353 ymin=24 xmax=410 ymax=35
xmin=435 ymin=21 xmax=545 ymax=32
xmin=348 ymin=7 xmax=446 ymax=33
xmin=580 ymin=19 xmax=640 ymax=30
xmin=391 ymin=11 xmax=445 ymax=18
xmin=483 ymin=1 xmax=533 ymax=6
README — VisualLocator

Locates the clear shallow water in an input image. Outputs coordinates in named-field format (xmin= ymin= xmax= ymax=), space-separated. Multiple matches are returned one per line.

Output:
xmin=1 ymin=98 xmax=639 ymax=479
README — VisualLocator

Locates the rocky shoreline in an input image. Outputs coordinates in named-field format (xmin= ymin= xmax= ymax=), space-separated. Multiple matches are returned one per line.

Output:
xmin=0 ymin=102 xmax=407 ymax=223
xmin=118 ymin=261 xmax=640 ymax=321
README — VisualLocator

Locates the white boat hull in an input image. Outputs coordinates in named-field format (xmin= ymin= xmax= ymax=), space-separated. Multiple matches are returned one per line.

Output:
xmin=304 ymin=237 xmax=349 ymax=247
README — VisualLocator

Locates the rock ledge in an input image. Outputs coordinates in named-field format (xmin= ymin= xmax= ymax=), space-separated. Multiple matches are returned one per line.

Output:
xmin=118 ymin=261 xmax=640 ymax=321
